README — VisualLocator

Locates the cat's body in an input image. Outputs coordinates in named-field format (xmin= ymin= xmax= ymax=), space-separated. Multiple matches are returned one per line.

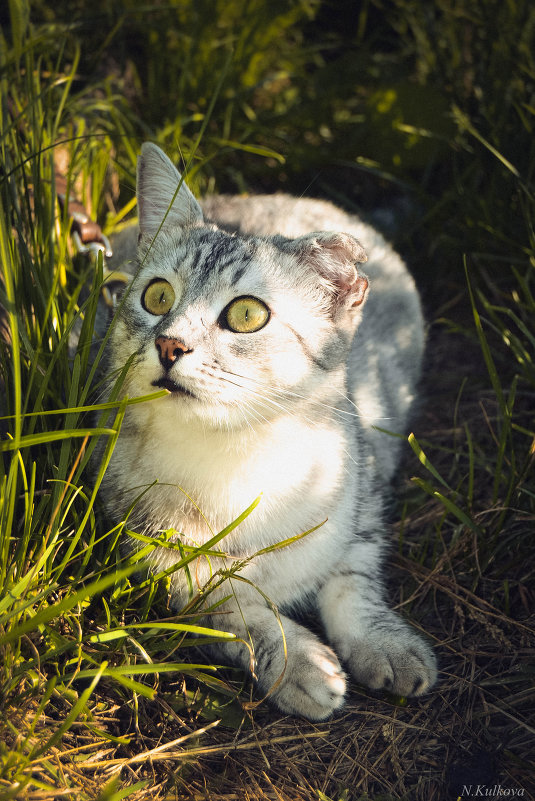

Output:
xmin=100 ymin=143 xmax=436 ymax=720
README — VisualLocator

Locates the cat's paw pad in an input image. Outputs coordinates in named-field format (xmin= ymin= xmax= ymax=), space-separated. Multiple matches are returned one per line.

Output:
xmin=347 ymin=626 xmax=437 ymax=697
xmin=269 ymin=641 xmax=346 ymax=721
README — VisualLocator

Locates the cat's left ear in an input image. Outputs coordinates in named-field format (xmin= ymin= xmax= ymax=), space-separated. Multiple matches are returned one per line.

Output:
xmin=284 ymin=232 xmax=369 ymax=315
xmin=137 ymin=143 xmax=204 ymax=239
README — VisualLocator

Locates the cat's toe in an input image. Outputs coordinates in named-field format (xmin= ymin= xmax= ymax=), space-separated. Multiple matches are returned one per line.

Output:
xmin=347 ymin=628 xmax=437 ymax=698
xmin=268 ymin=641 xmax=347 ymax=721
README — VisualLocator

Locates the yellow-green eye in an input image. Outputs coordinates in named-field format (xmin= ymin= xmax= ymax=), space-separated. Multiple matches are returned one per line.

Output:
xmin=225 ymin=296 xmax=270 ymax=333
xmin=142 ymin=279 xmax=176 ymax=315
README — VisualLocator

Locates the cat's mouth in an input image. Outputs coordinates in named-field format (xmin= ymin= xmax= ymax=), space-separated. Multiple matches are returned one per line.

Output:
xmin=151 ymin=377 xmax=196 ymax=397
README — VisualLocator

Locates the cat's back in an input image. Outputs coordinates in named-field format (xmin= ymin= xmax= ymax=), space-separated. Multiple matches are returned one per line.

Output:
xmin=201 ymin=193 xmax=419 ymax=312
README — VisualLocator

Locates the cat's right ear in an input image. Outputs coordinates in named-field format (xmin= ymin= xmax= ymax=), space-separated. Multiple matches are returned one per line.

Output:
xmin=137 ymin=143 xmax=204 ymax=238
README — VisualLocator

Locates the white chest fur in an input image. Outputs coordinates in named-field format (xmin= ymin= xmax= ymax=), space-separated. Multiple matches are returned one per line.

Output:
xmin=110 ymin=397 xmax=350 ymax=555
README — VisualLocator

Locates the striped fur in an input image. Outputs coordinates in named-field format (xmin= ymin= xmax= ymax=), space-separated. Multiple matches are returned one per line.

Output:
xmin=99 ymin=143 xmax=437 ymax=720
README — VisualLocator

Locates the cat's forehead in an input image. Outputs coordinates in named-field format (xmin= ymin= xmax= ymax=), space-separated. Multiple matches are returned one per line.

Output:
xmin=143 ymin=225 xmax=284 ymax=298
xmin=186 ymin=227 xmax=259 ymax=287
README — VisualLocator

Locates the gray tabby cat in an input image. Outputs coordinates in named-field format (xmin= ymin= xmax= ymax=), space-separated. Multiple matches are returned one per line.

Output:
xmin=100 ymin=142 xmax=437 ymax=720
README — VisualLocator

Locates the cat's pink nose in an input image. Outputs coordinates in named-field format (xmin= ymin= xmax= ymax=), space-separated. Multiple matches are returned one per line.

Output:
xmin=155 ymin=336 xmax=191 ymax=370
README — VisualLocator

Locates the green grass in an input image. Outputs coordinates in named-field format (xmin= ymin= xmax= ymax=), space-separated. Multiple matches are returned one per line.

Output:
xmin=0 ymin=14 xmax=256 ymax=799
xmin=1 ymin=1 xmax=535 ymax=800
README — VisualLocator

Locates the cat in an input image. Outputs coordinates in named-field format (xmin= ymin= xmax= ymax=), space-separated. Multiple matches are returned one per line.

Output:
xmin=99 ymin=142 xmax=437 ymax=720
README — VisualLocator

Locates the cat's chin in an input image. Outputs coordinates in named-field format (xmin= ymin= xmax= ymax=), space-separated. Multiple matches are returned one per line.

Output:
xmin=146 ymin=379 xmax=278 ymax=431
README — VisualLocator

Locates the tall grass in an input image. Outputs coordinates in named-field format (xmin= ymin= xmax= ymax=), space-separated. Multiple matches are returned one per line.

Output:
xmin=0 ymin=15 xmax=256 ymax=800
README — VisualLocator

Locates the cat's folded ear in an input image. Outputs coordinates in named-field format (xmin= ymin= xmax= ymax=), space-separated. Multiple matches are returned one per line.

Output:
xmin=281 ymin=232 xmax=369 ymax=315
xmin=137 ymin=143 xmax=204 ymax=239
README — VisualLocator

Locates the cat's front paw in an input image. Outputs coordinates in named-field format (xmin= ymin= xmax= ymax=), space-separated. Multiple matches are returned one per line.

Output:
xmin=346 ymin=620 xmax=437 ymax=697
xmin=267 ymin=640 xmax=347 ymax=721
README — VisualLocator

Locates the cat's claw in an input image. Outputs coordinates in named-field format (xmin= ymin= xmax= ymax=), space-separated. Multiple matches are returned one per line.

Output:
xmin=267 ymin=641 xmax=347 ymax=721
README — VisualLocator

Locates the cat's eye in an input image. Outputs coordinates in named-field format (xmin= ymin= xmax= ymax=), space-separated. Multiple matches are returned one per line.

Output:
xmin=142 ymin=279 xmax=176 ymax=315
xmin=224 ymin=296 xmax=270 ymax=333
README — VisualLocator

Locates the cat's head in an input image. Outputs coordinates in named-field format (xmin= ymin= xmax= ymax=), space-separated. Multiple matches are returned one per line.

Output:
xmin=108 ymin=143 xmax=369 ymax=429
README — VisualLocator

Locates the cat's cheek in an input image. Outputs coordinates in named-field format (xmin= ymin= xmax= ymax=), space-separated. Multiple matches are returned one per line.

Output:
xmin=107 ymin=331 xmax=140 ymax=384
xmin=272 ymin=347 xmax=310 ymax=386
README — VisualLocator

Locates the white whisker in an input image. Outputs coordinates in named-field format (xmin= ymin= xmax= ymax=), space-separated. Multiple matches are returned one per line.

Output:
xmin=218 ymin=367 xmax=359 ymax=421
xmin=216 ymin=370 xmax=324 ymax=428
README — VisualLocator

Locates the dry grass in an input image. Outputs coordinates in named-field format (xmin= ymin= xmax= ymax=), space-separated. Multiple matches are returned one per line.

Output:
xmin=6 ymin=555 xmax=533 ymax=800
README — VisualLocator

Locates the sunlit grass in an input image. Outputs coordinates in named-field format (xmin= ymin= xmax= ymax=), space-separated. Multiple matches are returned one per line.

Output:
xmin=0 ymin=19 xmax=253 ymax=799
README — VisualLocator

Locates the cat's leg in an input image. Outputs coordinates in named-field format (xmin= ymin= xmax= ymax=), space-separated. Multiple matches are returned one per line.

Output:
xmin=318 ymin=540 xmax=437 ymax=697
xmin=207 ymin=604 xmax=347 ymax=720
